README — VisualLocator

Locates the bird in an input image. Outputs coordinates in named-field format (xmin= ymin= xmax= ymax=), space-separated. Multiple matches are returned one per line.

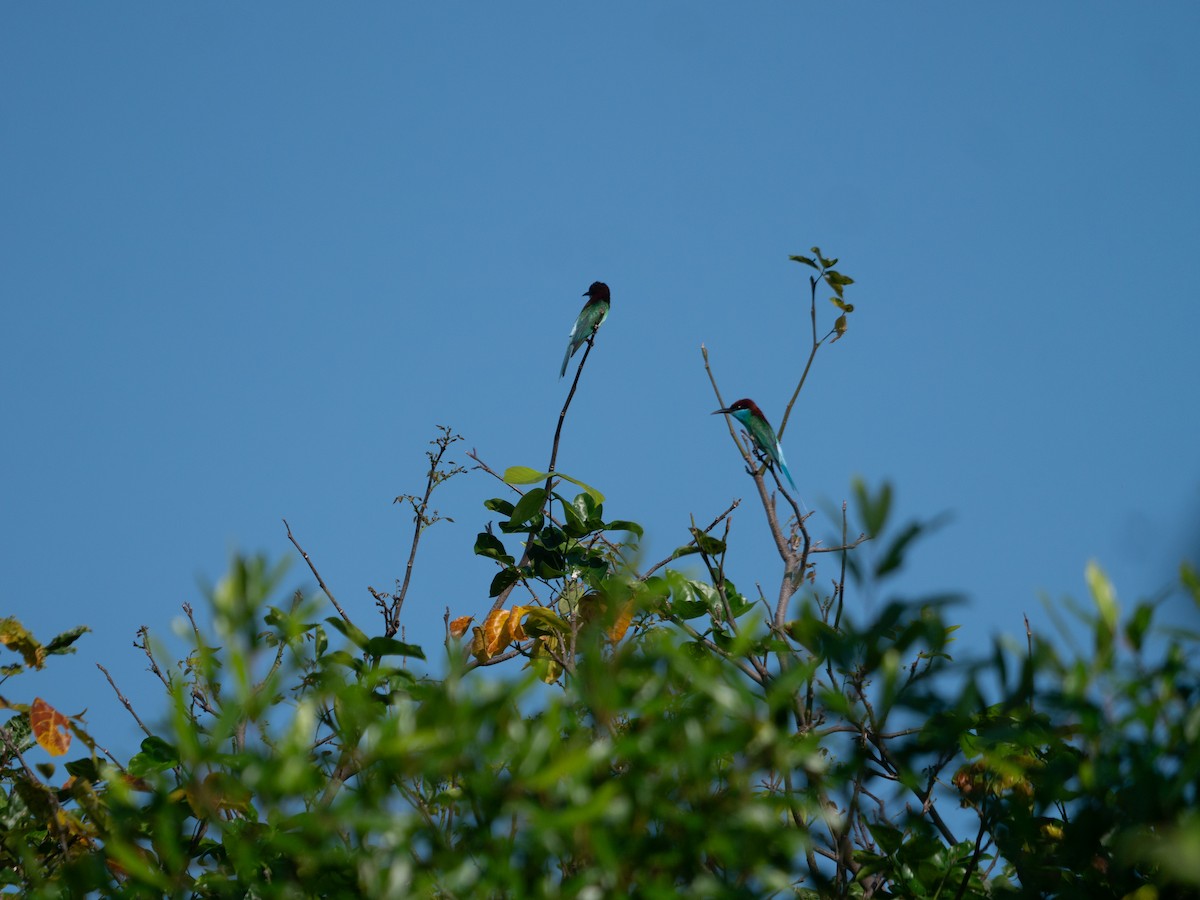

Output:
xmin=560 ymin=281 xmax=611 ymax=379
xmin=712 ymin=398 xmax=798 ymax=492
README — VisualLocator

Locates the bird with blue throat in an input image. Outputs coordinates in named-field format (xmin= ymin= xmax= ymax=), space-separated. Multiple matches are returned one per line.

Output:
xmin=560 ymin=281 xmax=611 ymax=379
xmin=712 ymin=398 xmax=798 ymax=492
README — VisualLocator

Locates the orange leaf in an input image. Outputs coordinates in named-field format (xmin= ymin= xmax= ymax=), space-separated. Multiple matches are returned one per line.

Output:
xmin=31 ymin=697 xmax=71 ymax=756
xmin=482 ymin=609 xmax=512 ymax=657
xmin=607 ymin=599 xmax=636 ymax=643
xmin=508 ymin=606 xmax=529 ymax=641
xmin=448 ymin=615 xmax=474 ymax=639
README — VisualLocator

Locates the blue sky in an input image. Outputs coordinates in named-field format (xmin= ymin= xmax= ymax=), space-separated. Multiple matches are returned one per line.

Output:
xmin=4 ymin=5 xmax=1199 ymax=757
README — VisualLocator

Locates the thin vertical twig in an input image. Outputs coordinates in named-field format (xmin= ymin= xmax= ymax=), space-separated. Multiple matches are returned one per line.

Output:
xmin=544 ymin=336 xmax=595 ymax=495
xmin=284 ymin=518 xmax=352 ymax=625
xmin=778 ymin=270 xmax=822 ymax=440
xmin=389 ymin=428 xmax=464 ymax=633
xmin=491 ymin=334 xmax=599 ymax=614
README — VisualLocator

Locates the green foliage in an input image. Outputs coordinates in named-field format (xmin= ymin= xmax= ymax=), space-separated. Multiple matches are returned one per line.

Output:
xmin=3 ymin=534 xmax=1196 ymax=896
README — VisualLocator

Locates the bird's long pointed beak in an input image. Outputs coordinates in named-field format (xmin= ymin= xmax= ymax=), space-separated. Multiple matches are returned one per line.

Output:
xmin=712 ymin=408 xmax=731 ymax=415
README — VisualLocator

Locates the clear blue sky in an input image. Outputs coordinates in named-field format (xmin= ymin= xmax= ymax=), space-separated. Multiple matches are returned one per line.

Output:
xmin=4 ymin=5 xmax=1199 ymax=757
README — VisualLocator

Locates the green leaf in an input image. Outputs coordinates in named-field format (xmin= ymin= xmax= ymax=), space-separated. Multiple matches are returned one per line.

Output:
xmin=572 ymin=492 xmax=596 ymax=524
xmin=868 ymin=821 xmax=904 ymax=855
xmin=1086 ymin=560 xmax=1119 ymax=635
xmin=44 ymin=625 xmax=91 ymax=655
xmin=788 ymin=616 xmax=838 ymax=656
xmin=876 ymin=522 xmax=923 ymax=579
xmin=498 ymin=517 xmax=533 ymax=534
xmin=1182 ymin=562 xmax=1200 ymax=606
xmin=474 ymin=532 xmax=513 ymax=564
xmin=528 ymin=543 xmax=566 ymax=579
xmin=635 ymin=576 xmax=671 ymax=610
xmin=489 ymin=567 xmax=523 ymax=598
xmin=830 ymin=296 xmax=848 ymax=311
xmin=722 ymin=579 xmax=753 ymax=618
xmin=325 ymin=616 xmax=369 ymax=650
xmin=539 ymin=524 xmax=567 ymax=549
xmin=509 ymin=488 xmax=546 ymax=526
xmin=483 ymin=497 xmax=515 ymax=517
xmin=1125 ymin=601 xmax=1154 ymax=652
xmin=789 ymin=254 xmax=818 ymax=269
xmin=690 ymin=527 xmax=726 ymax=556
xmin=505 ymin=466 xmax=604 ymax=503
xmin=320 ymin=650 xmax=363 ymax=673
xmin=64 ymin=757 xmax=101 ymax=782
xmin=604 ymin=519 xmax=644 ymax=538
xmin=560 ymin=496 xmax=589 ymax=538
xmin=503 ymin=466 xmax=547 ymax=485
xmin=854 ymin=477 xmax=892 ymax=537
xmin=127 ymin=736 xmax=179 ymax=777
xmin=364 ymin=636 xmax=426 ymax=661
xmin=521 ymin=607 xmax=571 ymax=634
xmin=556 ymin=472 xmax=605 ymax=504
xmin=664 ymin=570 xmax=708 ymax=619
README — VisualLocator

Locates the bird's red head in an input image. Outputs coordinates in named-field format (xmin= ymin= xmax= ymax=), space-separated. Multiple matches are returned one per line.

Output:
xmin=583 ymin=281 xmax=610 ymax=302
xmin=732 ymin=398 xmax=764 ymax=417
xmin=713 ymin=398 xmax=767 ymax=421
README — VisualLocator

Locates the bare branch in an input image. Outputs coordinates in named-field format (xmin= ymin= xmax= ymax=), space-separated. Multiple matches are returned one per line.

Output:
xmin=283 ymin=518 xmax=352 ymax=625
xmin=96 ymin=663 xmax=153 ymax=738
xmin=387 ymin=427 xmax=466 ymax=635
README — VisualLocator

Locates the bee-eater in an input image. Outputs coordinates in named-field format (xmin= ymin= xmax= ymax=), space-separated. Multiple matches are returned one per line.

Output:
xmin=560 ymin=281 xmax=611 ymax=379
xmin=712 ymin=398 xmax=798 ymax=492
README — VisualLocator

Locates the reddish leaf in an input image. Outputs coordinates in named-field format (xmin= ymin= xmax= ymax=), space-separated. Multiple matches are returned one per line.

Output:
xmin=31 ymin=697 xmax=71 ymax=756
xmin=448 ymin=615 xmax=474 ymax=639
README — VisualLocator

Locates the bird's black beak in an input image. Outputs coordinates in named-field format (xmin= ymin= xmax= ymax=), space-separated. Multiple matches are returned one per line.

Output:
xmin=712 ymin=408 xmax=731 ymax=415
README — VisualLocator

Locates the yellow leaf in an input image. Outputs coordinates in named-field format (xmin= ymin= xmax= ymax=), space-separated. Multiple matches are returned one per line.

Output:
xmin=528 ymin=635 xmax=563 ymax=684
xmin=470 ymin=626 xmax=488 ymax=662
xmin=0 ymin=617 xmax=46 ymax=670
xmin=448 ymin=615 xmax=474 ymax=639
xmin=607 ymin=599 xmax=636 ymax=643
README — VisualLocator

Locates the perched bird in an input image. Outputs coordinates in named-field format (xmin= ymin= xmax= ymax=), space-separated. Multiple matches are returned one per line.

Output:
xmin=560 ymin=281 xmax=611 ymax=379
xmin=712 ymin=398 xmax=798 ymax=492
